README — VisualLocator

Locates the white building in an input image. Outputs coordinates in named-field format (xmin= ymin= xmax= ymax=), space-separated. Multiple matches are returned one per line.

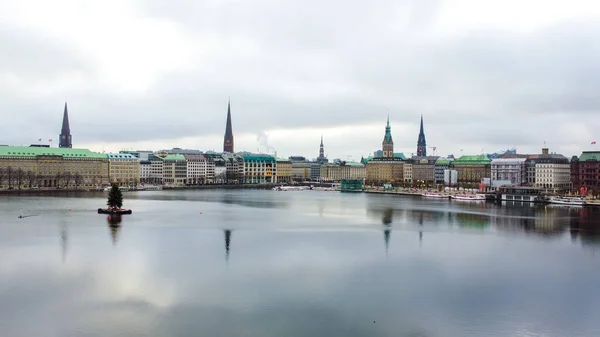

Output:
xmin=491 ymin=158 xmax=527 ymax=186
xmin=534 ymin=148 xmax=570 ymax=191
xmin=184 ymin=154 xmax=214 ymax=184
xmin=140 ymin=161 xmax=152 ymax=183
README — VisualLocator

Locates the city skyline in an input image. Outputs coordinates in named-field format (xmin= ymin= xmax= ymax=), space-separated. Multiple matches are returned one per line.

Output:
xmin=1 ymin=0 xmax=600 ymax=159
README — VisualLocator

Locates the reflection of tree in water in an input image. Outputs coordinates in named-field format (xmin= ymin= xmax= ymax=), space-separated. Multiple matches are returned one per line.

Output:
xmin=107 ymin=215 xmax=122 ymax=246
xmin=224 ymin=229 xmax=232 ymax=263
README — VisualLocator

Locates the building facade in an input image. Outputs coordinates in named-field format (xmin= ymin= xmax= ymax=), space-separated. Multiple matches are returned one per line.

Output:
xmin=452 ymin=154 xmax=491 ymax=188
xmin=411 ymin=156 xmax=438 ymax=187
xmin=320 ymin=162 xmax=365 ymax=182
xmin=365 ymin=158 xmax=404 ymax=185
xmin=243 ymin=154 xmax=275 ymax=184
xmin=491 ymin=158 xmax=527 ymax=185
xmin=0 ymin=146 xmax=109 ymax=189
xmin=435 ymin=158 xmax=452 ymax=185
xmin=403 ymin=161 xmax=413 ymax=184
xmin=107 ymin=153 xmax=141 ymax=186
xmin=571 ymin=151 xmax=600 ymax=194
xmin=534 ymin=148 xmax=570 ymax=191
xmin=161 ymin=154 xmax=187 ymax=186
xmin=275 ymin=158 xmax=292 ymax=183
xmin=184 ymin=154 xmax=215 ymax=185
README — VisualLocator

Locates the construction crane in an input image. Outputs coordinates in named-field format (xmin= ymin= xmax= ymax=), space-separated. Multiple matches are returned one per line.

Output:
xmin=429 ymin=146 xmax=437 ymax=156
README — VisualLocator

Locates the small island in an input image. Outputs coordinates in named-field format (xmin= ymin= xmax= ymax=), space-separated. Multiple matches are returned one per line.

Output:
xmin=98 ymin=184 xmax=132 ymax=215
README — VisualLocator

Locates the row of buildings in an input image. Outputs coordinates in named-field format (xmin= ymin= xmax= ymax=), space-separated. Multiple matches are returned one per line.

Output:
xmin=0 ymin=101 xmax=598 ymax=194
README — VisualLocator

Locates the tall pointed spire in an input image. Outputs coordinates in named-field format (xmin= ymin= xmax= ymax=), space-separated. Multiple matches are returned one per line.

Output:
xmin=224 ymin=229 xmax=232 ymax=263
xmin=417 ymin=114 xmax=427 ymax=156
xmin=317 ymin=134 xmax=328 ymax=164
xmin=59 ymin=102 xmax=72 ymax=148
xmin=382 ymin=115 xmax=394 ymax=157
xmin=223 ymin=99 xmax=234 ymax=153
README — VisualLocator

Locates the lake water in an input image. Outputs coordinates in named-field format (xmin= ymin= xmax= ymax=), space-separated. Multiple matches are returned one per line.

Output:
xmin=1 ymin=190 xmax=600 ymax=337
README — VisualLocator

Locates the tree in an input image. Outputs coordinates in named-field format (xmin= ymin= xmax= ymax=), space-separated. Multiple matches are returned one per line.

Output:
xmin=54 ymin=172 xmax=62 ymax=188
xmin=35 ymin=174 xmax=44 ymax=188
xmin=63 ymin=172 xmax=72 ymax=188
xmin=74 ymin=173 xmax=83 ymax=189
xmin=26 ymin=170 xmax=36 ymax=188
xmin=107 ymin=184 xmax=123 ymax=209
xmin=0 ymin=167 xmax=5 ymax=188
xmin=6 ymin=167 xmax=14 ymax=188
xmin=14 ymin=169 xmax=25 ymax=190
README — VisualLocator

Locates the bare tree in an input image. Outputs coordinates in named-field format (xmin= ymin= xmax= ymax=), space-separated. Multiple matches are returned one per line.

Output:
xmin=0 ymin=167 xmax=5 ymax=188
xmin=26 ymin=170 xmax=36 ymax=188
xmin=35 ymin=174 xmax=44 ymax=188
xmin=15 ymin=168 xmax=24 ymax=190
xmin=63 ymin=172 xmax=72 ymax=188
xmin=6 ymin=167 xmax=14 ymax=189
xmin=74 ymin=173 xmax=83 ymax=189
xmin=91 ymin=175 xmax=98 ymax=188
xmin=54 ymin=172 xmax=62 ymax=188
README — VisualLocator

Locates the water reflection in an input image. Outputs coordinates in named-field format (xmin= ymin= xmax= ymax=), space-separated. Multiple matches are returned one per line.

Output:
xmin=382 ymin=209 xmax=392 ymax=256
xmin=106 ymin=215 xmax=122 ymax=246
xmin=224 ymin=229 xmax=232 ymax=263
xmin=60 ymin=221 xmax=68 ymax=263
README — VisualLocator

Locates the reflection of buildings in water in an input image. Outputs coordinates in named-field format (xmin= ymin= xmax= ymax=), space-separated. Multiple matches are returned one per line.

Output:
xmin=107 ymin=215 xmax=122 ymax=246
xmin=220 ymin=193 xmax=284 ymax=209
xmin=453 ymin=212 xmax=490 ymax=230
xmin=224 ymin=229 xmax=232 ymax=263
xmin=382 ymin=209 xmax=392 ymax=256
xmin=491 ymin=205 xmax=568 ymax=237
xmin=60 ymin=222 xmax=68 ymax=263
xmin=569 ymin=208 xmax=600 ymax=250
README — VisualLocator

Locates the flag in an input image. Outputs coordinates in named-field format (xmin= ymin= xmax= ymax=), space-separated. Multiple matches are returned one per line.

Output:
xmin=38 ymin=138 xmax=41 ymax=141
xmin=49 ymin=139 xmax=52 ymax=142
xmin=593 ymin=141 xmax=597 ymax=145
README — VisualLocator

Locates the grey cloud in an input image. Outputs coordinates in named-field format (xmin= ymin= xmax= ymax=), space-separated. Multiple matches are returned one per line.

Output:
xmin=1 ymin=1 xmax=599 ymax=157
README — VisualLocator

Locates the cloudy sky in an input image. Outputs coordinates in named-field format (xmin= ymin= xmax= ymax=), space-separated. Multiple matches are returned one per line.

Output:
xmin=1 ymin=0 xmax=599 ymax=160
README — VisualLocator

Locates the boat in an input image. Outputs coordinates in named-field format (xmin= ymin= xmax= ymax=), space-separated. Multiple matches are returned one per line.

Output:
xmin=98 ymin=208 xmax=132 ymax=215
xmin=452 ymin=194 xmax=486 ymax=201
xmin=422 ymin=192 xmax=450 ymax=199
xmin=549 ymin=196 xmax=585 ymax=206
xmin=272 ymin=186 xmax=311 ymax=191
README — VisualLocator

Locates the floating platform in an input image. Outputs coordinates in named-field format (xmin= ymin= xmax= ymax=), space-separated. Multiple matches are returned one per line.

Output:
xmin=98 ymin=208 xmax=132 ymax=215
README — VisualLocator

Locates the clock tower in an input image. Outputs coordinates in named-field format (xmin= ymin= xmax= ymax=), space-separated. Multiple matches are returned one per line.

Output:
xmin=59 ymin=102 xmax=72 ymax=148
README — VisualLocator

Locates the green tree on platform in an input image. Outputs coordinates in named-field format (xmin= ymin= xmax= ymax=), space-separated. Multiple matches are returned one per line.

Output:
xmin=107 ymin=184 xmax=123 ymax=209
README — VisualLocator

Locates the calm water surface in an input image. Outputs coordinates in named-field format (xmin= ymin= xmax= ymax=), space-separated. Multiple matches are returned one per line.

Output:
xmin=1 ymin=190 xmax=600 ymax=337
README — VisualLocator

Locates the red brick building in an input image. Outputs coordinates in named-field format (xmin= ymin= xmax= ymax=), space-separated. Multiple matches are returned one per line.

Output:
xmin=571 ymin=152 xmax=600 ymax=195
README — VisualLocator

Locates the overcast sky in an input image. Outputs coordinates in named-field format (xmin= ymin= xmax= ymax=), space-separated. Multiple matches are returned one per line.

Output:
xmin=1 ymin=0 xmax=599 ymax=160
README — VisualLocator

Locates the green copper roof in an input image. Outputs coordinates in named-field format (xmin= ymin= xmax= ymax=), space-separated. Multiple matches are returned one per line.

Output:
xmin=343 ymin=161 xmax=365 ymax=167
xmin=454 ymin=154 xmax=491 ymax=165
xmin=435 ymin=158 xmax=452 ymax=165
xmin=579 ymin=152 xmax=600 ymax=161
xmin=164 ymin=154 xmax=186 ymax=161
xmin=0 ymin=146 xmax=107 ymax=159
xmin=393 ymin=153 xmax=406 ymax=160
xmin=243 ymin=155 xmax=275 ymax=162
xmin=383 ymin=116 xmax=393 ymax=144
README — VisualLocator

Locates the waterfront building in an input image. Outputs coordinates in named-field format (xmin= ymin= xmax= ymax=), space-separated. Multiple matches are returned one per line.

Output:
xmin=491 ymin=158 xmax=527 ymax=186
xmin=434 ymin=158 xmax=453 ymax=185
xmin=316 ymin=136 xmax=328 ymax=164
xmin=411 ymin=156 xmax=439 ymax=187
xmin=59 ymin=102 xmax=72 ymax=148
xmin=148 ymin=153 xmax=164 ymax=185
xmin=320 ymin=162 xmax=365 ymax=182
xmin=382 ymin=116 xmax=394 ymax=158
xmin=571 ymin=151 xmax=600 ymax=194
xmin=365 ymin=157 xmax=404 ymax=185
xmin=291 ymin=161 xmax=312 ymax=181
xmin=223 ymin=153 xmax=244 ymax=184
xmin=403 ymin=160 xmax=413 ymax=184
xmin=204 ymin=154 xmax=227 ymax=184
xmin=119 ymin=150 xmax=153 ymax=160
xmin=275 ymin=158 xmax=292 ymax=183
xmin=533 ymin=148 xmax=570 ymax=191
xmin=223 ymin=100 xmax=234 ymax=153
xmin=452 ymin=154 xmax=491 ymax=188
xmin=184 ymin=154 xmax=215 ymax=185
xmin=107 ymin=153 xmax=140 ymax=187
xmin=242 ymin=154 xmax=275 ymax=184
xmin=444 ymin=169 xmax=458 ymax=186
xmin=0 ymin=146 xmax=108 ymax=189
xmin=160 ymin=153 xmax=187 ymax=186
xmin=140 ymin=160 xmax=151 ymax=183
xmin=416 ymin=115 xmax=427 ymax=156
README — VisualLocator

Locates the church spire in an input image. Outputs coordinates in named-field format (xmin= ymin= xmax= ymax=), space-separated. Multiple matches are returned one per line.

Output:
xmin=417 ymin=114 xmax=427 ymax=156
xmin=223 ymin=99 xmax=234 ymax=153
xmin=59 ymin=102 xmax=72 ymax=148
xmin=317 ymin=134 xmax=328 ymax=164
